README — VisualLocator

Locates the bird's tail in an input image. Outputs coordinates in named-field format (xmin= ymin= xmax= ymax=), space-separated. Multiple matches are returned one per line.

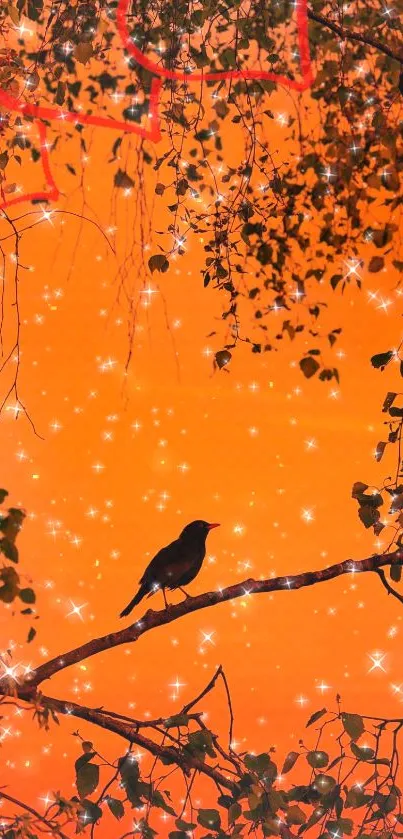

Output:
xmin=119 ymin=583 xmax=148 ymax=618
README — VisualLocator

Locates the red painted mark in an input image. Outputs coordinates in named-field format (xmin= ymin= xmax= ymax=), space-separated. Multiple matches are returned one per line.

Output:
xmin=116 ymin=0 xmax=313 ymax=91
xmin=0 ymin=0 xmax=313 ymax=211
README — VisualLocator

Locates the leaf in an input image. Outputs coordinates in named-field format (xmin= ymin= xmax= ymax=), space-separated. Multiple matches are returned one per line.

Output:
xmin=74 ymin=42 xmax=93 ymax=64
xmin=107 ymin=798 xmax=125 ymax=820
xmin=79 ymin=800 xmax=102 ymax=825
xmin=118 ymin=755 xmax=141 ymax=805
xmin=368 ymin=256 xmax=384 ymax=273
xmin=350 ymin=743 xmax=375 ymax=761
xmin=55 ymin=81 xmax=65 ymax=105
xmin=114 ymin=169 xmax=134 ymax=189
xmin=375 ymin=442 xmax=387 ymax=462
xmin=382 ymin=392 xmax=397 ymax=412
xmin=358 ymin=505 xmax=380 ymax=529
xmin=76 ymin=762 xmax=99 ymax=799
xmin=286 ymin=805 xmax=306 ymax=825
xmin=197 ymin=809 xmax=221 ymax=831
xmin=352 ymin=482 xmax=369 ymax=499
xmin=0 ymin=566 xmax=20 ymax=602
xmin=148 ymin=254 xmax=169 ymax=274
xmin=306 ymin=708 xmax=327 ymax=727
xmin=151 ymin=789 xmax=176 ymax=816
xmin=341 ymin=713 xmax=364 ymax=742
xmin=175 ymin=819 xmax=197 ymax=831
xmin=163 ymin=714 xmax=189 ymax=728
xmin=390 ymin=564 xmax=402 ymax=583
xmin=244 ymin=753 xmax=277 ymax=781
xmin=282 ymin=750 xmax=299 ymax=774
xmin=299 ymin=356 xmax=320 ymax=379
xmin=82 ymin=741 xmax=93 ymax=753
xmin=19 ymin=587 xmax=36 ymax=604
xmin=370 ymin=350 xmax=394 ymax=370
xmin=185 ymin=730 xmax=216 ymax=761
xmin=0 ymin=538 xmax=19 ymax=563
xmin=307 ymin=751 xmax=329 ymax=768
xmin=311 ymin=774 xmax=337 ymax=793
xmin=229 ymin=802 xmax=242 ymax=823
xmin=215 ymin=350 xmax=232 ymax=369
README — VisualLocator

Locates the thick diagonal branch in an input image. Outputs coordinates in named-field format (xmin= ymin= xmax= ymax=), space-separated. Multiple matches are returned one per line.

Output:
xmin=16 ymin=691 xmax=238 ymax=795
xmin=307 ymin=8 xmax=403 ymax=65
xmin=26 ymin=549 xmax=401 ymax=687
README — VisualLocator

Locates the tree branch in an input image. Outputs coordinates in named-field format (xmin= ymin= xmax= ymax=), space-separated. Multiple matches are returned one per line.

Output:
xmin=0 ymin=789 xmax=70 ymax=839
xmin=24 ymin=549 xmax=402 ymax=688
xmin=307 ymin=8 xmax=403 ymax=65
xmin=376 ymin=567 xmax=403 ymax=605
xmin=17 ymin=692 xmax=239 ymax=795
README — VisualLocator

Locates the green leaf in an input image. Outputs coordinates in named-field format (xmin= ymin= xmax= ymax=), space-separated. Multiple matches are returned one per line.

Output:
xmin=370 ymin=350 xmax=394 ymax=370
xmin=368 ymin=256 xmax=384 ymax=273
xmin=197 ymin=809 xmax=221 ymax=831
xmin=175 ymin=819 xmax=197 ymax=831
xmin=382 ymin=392 xmax=397 ymax=412
xmin=215 ymin=350 xmax=232 ymax=369
xmin=79 ymin=800 xmax=102 ymax=824
xmin=307 ymin=751 xmax=329 ymax=769
xmin=114 ymin=169 xmax=134 ymax=189
xmin=391 ymin=564 xmax=402 ymax=583
xmin=282 ymin=750 xmax=299 ymax=774
xmin=19 ymin=587 xmax=36 ymax=604
xmin=148 ymin=254 xmax=169 ymax=274
xmin=0 ymin=566 xmax=20 ymax=602
xmin=244 ymin=753 xmax=277 ymax=781
xmin=76 ymin=762 xmax=99 ymax=799
xmin=27 ymin=626 xmax=36 ymax=643
xmin=375 ymin=441 xmax=387 ymax=462
xmin=306 ymin=708 xmax=327 ymax=727
xmin=358 ymin=505 xmax=380 ymax=529
xmin=350 ymin=743 xmax=375 ymax=761
xmin=286 ymin=805 xmax=306 ymax=825
xmin=118 ymin=755 xmax=141 ymax=806
xmin=341 ymin=713 xmax=364 ymax=742
xmin=151 ymin=789 xmax=176 ymax=816
xmin=229 ymin=802 xmax=242 ymax=823
xmin=163 ymin=714 xmax=190 ymax=728
xmin=107 ymin=798 xmax=125 ymax=820
xmin=299 ymin=356 xmax=320 ymax=379
xmin=185 ymin=730 xmax=217 ymax=761
xmin=311 ymin=774 xmax=337 ymax=794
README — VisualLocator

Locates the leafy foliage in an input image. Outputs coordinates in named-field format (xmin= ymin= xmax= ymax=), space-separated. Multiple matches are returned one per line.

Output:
xmin=0 ymin=489 xmax=37 ymax=642
xmin=1 ymin=0 xmax=402 ymax=374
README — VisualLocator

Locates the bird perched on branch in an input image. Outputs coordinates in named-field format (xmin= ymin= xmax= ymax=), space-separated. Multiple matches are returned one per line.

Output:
xmin=119 ymin=520 xmax=220 ymax=618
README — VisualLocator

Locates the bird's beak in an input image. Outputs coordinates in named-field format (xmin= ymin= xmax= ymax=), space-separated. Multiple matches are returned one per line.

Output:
xmin=207 ymin=523 xmax=220 ymax=530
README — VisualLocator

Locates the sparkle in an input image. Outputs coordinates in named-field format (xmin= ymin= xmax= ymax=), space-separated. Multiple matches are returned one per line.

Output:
xmin=67 ymin=600 xmax=88 ymax=621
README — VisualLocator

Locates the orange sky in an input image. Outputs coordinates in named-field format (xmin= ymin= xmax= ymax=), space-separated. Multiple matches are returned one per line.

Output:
xmin=0 ymin=76 xmax=402 ymax=836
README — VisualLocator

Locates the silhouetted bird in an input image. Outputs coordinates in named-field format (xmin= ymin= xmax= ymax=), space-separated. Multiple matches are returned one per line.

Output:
xmin=119 ymin=520 xmax=220 ymax=618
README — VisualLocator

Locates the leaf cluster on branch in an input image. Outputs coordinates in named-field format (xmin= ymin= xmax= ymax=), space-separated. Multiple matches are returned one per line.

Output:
xmin=0 ymin=0 xmax=403 ymax=383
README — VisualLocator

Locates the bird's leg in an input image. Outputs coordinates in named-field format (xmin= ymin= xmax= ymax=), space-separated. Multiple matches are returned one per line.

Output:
xmin=178 ymin=586 xmax=191 ymax=599
xmin=162 ymin=587 xmax=169 ymax=609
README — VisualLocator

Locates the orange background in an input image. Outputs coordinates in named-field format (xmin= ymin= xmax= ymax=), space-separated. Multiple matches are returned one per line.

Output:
xmin=0 ymin=91 xmax=402 ymax=833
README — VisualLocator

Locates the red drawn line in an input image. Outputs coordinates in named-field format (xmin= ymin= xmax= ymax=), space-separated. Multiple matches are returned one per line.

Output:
xmin=0 ymin=0 xmax=313 ymax=210
xmin=0 ymin=121 xmax=59 ymax=209
xmin=0 ymin=76 xmax=162 ymax=210
xmin=116 ymin=0 xmax=314 ymax=91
